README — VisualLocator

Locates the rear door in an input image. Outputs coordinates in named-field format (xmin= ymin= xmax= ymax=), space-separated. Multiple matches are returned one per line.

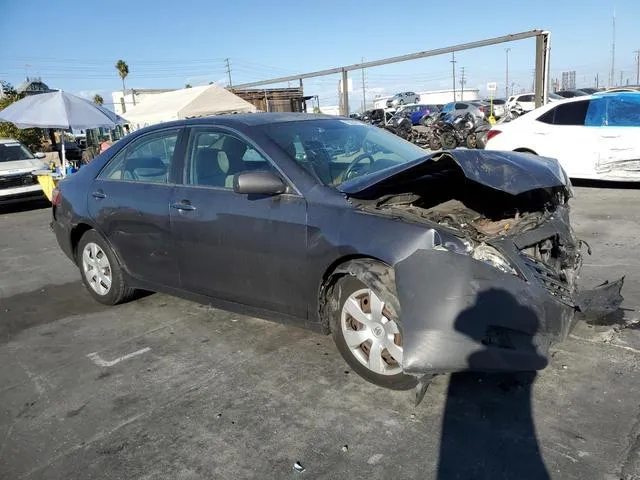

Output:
xmin=532 ymin=99 xmax=598 ymax=178
xmin=88 ymin=127 xmax=185 ymax=288
xmin=170 ymin=126 xmax=308 ymax=317
xmin=595 ymin=94 xmax=640 ymax=173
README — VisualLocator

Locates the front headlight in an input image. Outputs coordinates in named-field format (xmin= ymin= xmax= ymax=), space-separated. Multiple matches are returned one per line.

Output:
xmin=472 ymin=244 xmax=518 ymax=276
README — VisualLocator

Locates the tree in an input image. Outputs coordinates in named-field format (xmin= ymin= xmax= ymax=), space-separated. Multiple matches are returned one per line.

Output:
xmin=93 ymin=94 xmax=104 ymax=106
xmin=115 ymin=59 xmax=129 ymax=92
xmin=0 ymin=81 xmax=43 ymax=150
xmin=185 ymin=83 xmax=192 ymax=88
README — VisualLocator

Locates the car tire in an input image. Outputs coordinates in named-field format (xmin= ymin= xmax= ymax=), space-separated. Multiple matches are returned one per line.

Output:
xmin=330 ymin=273 xmax=417 ymax=390
xmin=399 ymin=99 xmax=404 ymax=105
xmin=76 ymin=230 xmax=136 ymax=305
xmin=440 ymin=132 xmax=458 ymax=149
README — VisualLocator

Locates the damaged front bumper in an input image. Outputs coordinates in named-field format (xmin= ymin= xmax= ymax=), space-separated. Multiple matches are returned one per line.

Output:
xmin=394 ymin=215 xmax=623 ymax=376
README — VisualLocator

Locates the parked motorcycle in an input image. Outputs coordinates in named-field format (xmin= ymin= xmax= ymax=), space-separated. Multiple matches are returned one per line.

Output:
xmin=384 ymin=111 xmax=414 ymax=141
xmin=436 ymin=112 xmax=477 ymax=149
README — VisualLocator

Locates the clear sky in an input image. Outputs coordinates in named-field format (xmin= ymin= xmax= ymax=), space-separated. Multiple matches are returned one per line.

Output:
xmin=1 ymin=0 xmax=639 ymax=110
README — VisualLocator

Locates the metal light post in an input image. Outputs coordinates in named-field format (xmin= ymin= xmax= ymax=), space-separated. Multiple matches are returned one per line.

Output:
xmin=505 ymin=48 xmax=511 ymax=98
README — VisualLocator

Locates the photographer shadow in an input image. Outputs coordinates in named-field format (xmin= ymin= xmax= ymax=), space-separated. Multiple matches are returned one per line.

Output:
xmin=436 ymin=289 xmax=550 ymax=480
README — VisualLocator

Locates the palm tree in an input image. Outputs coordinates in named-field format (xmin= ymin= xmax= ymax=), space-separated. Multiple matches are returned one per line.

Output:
xmin=93 ymin=94 xmax=104 ymax=106
xmin=115 ymin=59 xmax=129 ymax=111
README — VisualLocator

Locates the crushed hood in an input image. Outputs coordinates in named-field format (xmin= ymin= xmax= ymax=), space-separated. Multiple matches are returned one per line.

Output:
xmin=339 ymin=150 xmax=569 ymax=197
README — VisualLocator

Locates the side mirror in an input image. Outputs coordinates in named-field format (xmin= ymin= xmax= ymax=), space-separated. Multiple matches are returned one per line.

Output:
xmin=34 ymin=152 xmax=46 ymax=159
xmin=233 ymin=170 xmax=286 ymax=196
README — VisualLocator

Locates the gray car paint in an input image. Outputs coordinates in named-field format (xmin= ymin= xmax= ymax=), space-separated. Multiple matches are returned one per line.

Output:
xmin=51 ymin=113 xmax=623 ymax=380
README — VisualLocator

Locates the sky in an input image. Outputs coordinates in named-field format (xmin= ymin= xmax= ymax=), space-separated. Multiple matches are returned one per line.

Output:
xmin=1 ymin=0 xmax=639 ymax=111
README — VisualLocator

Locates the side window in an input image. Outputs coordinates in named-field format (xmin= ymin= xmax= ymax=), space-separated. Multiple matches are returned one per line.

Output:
xmin=186 ymin=129 xmax=277 ymax=188
xmin=537 ymin=108 xmax=555 ymax=124
xmin=455 ymin=103 xmax=468 ymax=109
xmin=552 ymin=100 xmax=589 ymax=126
xmin=518 ymin=95 xmax=534 ymax=103
xmin=98 ymin=129 xmax=179 ymax=183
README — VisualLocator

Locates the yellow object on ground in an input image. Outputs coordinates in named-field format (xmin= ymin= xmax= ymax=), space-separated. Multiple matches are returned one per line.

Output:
xmin=488 ymin=115 xmax=496 ymax=125
xmin=36 ymin=174 xmax=59 ymax=202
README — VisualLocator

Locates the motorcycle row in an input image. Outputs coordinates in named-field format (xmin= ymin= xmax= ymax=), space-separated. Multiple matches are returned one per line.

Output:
xmin=362 ymin=108 xmax=494 ymax=151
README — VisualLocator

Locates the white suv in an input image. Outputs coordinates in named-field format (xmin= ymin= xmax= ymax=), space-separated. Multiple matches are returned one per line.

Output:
xmin=0 ymin=139 xmax=47 ymax=203
xmin=507 ymin=92 xmax=563 ymax=112
xmin=386 ymin=92 xmax=420 ymax=108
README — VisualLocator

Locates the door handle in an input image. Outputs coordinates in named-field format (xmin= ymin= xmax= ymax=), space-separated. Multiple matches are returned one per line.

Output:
xmin=601 ymin=135 xmax=620 ymax=139
xmin=91 ymin=190 xmax=106 ymax=199
xmin=171 ymin=201 xmax=196 ymax=211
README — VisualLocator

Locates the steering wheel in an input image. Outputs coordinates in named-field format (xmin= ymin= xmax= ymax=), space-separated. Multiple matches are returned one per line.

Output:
xmin=343 ymin=153 xmax=375 ymax=181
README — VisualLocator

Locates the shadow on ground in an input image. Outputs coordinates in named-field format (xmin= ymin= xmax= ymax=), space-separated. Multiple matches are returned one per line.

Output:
xmin=571 ymin=179 xmax=640 ymax=190
xmin=0 ymin=197 xmax=50 ymax=215
xmin=0 ymin=282 xmax=109 ymax=344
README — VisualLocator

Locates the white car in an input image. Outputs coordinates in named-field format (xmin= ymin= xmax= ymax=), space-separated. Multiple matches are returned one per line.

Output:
xmin=485 ymin=92 xmax=640 ymax=181
xmin=386 ymin=92 xmax=420 ymax=108
xmin=506 ymin=92 xmax=564 ymax=112
xmin=0 ymin=138 xmax=48 ymax=203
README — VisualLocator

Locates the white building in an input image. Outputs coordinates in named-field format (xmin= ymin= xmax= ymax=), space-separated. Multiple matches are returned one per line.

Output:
xmin=373 ymin=88 xmax=481 ymax=108
xmin=111 ymin=88 xmax=176 ymax=115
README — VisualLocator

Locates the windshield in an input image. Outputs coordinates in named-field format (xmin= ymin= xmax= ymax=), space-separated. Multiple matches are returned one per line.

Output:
xmin=0 ymin=141 xmax=35 ymax=162
xmin=261 ymin=119 xmax=428 ymax=186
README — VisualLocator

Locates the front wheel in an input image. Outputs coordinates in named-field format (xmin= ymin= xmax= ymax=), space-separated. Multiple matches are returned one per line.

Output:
xmin=429 ymin=136 xmax=442 ymax=150
xmin=77 ymin=230 xmax=137 ymax=305
xmin=440 ymin=132 xmax=458 ymax=149
xmin=331 ymin=273 xmax=416 ymax=390
xmin=466 ymin=133 xmax=478 ymax=149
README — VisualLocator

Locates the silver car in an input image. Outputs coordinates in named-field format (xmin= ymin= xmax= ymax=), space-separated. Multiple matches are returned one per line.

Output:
xmin=386 ymin=91 xmax=420 ymax=108
xmin=440 ymin=101 xmax=487 ymax=122
xmin=0 ymin=138 xmax=47 ymax=203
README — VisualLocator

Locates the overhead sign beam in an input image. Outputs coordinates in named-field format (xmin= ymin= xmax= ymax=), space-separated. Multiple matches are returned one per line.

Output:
xmin=233 ymin=30 xmax=546 ymax=89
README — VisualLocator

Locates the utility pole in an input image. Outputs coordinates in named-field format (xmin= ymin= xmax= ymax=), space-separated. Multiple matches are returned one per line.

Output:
xmin=450 ymin=52 xmax=457 ymax=101
xmin=610 ymin=9 xmax=616 ymax=86
xmin=505 ymin=48 xmax=510 ymax=98
xmin=460 ymin=67 xmax=466 ymax=100
xmin=595 ymin=73 xmax=599 ymax=89
xmin=635 ymin=50 xmax=640 ymax=84
xmin=225 ymin=58 xmax=233 ymax=87
xmin=620 ymin=70 xmax=623 ymax=86
xmin=361 ymin=57 xmax=366 ymax=112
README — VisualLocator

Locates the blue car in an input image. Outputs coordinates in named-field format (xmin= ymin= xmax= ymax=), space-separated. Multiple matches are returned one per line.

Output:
xmin=397 ymin=104 xmax=440 ymax=125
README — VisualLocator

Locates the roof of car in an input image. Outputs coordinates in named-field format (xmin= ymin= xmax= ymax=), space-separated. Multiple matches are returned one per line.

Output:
xmin=188 ymin=112 xmax=339 ymax=127
xmin=0 ymin=138 xmax=21 ymax=144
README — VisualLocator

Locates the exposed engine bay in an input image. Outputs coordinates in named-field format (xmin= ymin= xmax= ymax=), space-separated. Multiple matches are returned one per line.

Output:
xmin=354 ymin=156 xmax=570 ymax=242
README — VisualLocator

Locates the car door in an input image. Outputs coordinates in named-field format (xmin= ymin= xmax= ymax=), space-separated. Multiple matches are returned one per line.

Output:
xmin=530 ymin=99 xmax=598 ymax=178
xmin=88 ymin=127 xmax=185 ymax=288
xmin=170 ymin=126 xmax=308 ymax=317
xmin=595 ymin=94 xmax=640 ymax=173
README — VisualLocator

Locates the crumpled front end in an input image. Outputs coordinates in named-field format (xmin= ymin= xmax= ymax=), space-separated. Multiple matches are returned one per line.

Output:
xmin=395 ymin=213 xmax=578 ymax=375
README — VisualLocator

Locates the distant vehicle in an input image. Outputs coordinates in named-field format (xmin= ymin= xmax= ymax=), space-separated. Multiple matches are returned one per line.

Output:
xmin=483 ymin=98 xmax=506 ymax=118
xmin=555 ymin=90 xmax=589 ymax=98
xmin=0 ymin=138 xmax=47 ymax=203
xmin=577 ymin=87 xmax=599 ymax=95
xmin=605 ymin=86 xmax=640 ymax=93
xmin=439 ymin=101 xmax=486 ymax=122
xmin=386 ymin=92 xmax=420 ymax=108
xmin=361 ymin=108 xmax=393 ymax=125
xmin=506 ymin=92 xmax=563 ymax=112
xmin=485 ymin=92 xmax=640 ymax=181
xmin=397 ymin=104 xmax=439 ymax=125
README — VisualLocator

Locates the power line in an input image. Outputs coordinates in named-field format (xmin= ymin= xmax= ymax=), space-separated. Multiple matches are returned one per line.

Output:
xmin=460 ymin=66 xmax=466 ymax=100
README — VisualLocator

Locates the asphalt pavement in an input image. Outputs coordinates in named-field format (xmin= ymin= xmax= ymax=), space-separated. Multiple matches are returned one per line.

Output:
xmin=1 ymin=187 xmax=640 ymax=480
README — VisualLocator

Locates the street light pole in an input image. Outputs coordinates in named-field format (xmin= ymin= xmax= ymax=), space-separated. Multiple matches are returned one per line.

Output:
xmin=505 ymin=48 xmax=511 ymax=98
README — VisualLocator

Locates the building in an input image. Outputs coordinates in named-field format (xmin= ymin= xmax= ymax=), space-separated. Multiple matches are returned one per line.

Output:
xmin=231 ymin=87 xmax=308 ymax=112
xmin=16 ymin=77 xmax=54 ymax=96
xmin=111 ymin=88 xmax=176 ymax=115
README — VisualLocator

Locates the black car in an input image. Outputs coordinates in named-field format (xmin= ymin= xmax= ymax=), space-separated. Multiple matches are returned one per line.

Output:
xmin=51 ymin=113 xmax=615 ymax=391
xmin=555 ymin=90 xmax=589 ymax=98
xmin=56 ymin=141 xmax=83 ymax=161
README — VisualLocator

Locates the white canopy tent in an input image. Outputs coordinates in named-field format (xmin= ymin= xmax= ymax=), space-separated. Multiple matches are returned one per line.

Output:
xmin=122 ymin=84 xmax=258 ymax=128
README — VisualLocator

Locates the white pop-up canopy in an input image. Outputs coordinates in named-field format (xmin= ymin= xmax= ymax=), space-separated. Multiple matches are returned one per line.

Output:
xmin=122 ymin=84 xmax=258 ymax=128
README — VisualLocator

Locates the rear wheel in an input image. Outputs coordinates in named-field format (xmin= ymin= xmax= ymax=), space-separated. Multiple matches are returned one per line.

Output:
xmin=77 ymin=230 xmax=136 ymax=305
xmin=466 ymin=133 xmax=478 ymax=149
xmin=331 ymin=274 xmax=416 ymax=390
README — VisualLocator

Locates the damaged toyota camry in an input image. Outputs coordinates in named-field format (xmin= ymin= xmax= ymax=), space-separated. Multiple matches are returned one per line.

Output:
xmin=52 ymin=113 xmax=619 ymax=391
